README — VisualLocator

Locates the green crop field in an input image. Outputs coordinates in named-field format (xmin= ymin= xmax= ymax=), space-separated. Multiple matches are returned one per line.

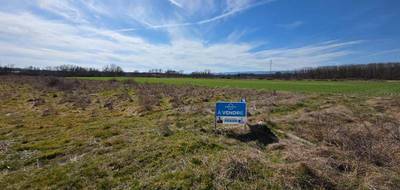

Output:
xmin=76 ymin=77 xmax=400 ymax=95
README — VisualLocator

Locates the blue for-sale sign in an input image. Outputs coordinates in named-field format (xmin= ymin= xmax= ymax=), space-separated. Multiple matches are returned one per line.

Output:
xmin=215 ymin=102 xmax=247 ymax=125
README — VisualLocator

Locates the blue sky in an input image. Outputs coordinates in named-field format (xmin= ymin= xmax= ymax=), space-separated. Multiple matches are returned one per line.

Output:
xmin=0 ymin=0 xmax=399 ymax=72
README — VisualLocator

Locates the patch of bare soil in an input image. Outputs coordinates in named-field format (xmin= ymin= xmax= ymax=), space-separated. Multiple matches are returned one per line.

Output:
xmin=225 ymin=124 xmax=279 ymax=146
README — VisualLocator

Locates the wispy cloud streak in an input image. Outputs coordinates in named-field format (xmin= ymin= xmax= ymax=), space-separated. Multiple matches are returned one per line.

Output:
xmin=168 ymin=0 xmax=183 ymax=8
xmin=278 ymin=21 xmax=304 ymax=29
xmin=114 ymin=0 xmax=275 ymax=32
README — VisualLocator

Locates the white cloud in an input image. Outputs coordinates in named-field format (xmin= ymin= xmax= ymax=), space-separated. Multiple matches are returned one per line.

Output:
xmin=0 ymin=10 xmax=362 ymax=72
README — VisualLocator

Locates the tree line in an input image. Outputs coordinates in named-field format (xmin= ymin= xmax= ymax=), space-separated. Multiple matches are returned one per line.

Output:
xmin=0 ymin=64 xmax=124 ymax=77
xmin=275 ymin=62 xmax=400 ymax=80
xmin=1 ymin=62 xmax=400 ymax=80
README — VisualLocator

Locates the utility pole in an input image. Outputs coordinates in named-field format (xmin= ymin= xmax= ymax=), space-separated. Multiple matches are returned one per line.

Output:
xmin=269 ymin=60 xmax=272 ymax=73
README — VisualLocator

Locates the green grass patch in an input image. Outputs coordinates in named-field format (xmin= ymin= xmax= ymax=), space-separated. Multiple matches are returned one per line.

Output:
xmin=75 ymin=77 xmax=400 ymax=95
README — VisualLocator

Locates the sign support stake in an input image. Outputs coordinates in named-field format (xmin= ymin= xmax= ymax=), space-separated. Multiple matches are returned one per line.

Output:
xmin=214 ymin=118 xmax=217 ymax=130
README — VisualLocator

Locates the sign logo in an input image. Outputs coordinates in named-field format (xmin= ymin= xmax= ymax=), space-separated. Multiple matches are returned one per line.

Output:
xmin=226 ymin=103 xmax=236 ymax=110
xmin=215 ymin=101 xmax=247 ymax=125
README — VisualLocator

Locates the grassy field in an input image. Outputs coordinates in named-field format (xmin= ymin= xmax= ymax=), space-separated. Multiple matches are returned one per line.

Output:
xmin=76 ymin=77 xmax=400 ymax=95
xmin=1 ymin=76 xmax=400 ymax=189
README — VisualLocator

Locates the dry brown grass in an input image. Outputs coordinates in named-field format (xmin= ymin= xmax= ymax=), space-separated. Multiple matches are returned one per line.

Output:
xmin=280 ymin=100 xmax=400 ymax=189
xmin=1 ymin=75 xmax=400 ymax=189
